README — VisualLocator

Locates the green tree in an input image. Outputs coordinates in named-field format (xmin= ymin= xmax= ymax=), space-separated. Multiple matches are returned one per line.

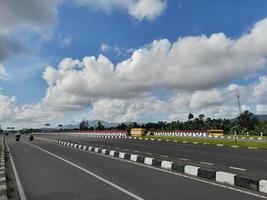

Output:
xmin=187 ymin=113 xmax=194 ymax=121
xmin=79 ymin=120 xmax=89 ymax=130
xmin=237 ymin=110 xmax=259 ymax=131
xmin=96 ymin=121 xmax=105 ymax=130
xmin=116 ymin=123 xmax=127 ymax=130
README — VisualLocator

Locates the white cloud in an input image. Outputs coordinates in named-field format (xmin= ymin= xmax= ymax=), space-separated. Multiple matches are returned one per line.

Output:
xmin=100 ymin=43 xmax=111 ymax=52
xmin=190 ymin=89 xmax=225 ymax=108
xmin=199 ymin=106 xmax=240 ymax=119
xmin=0 ymin=94 xmax=62 ymax=128
xmin=0 ymin=0 xmax=61 ymax=61
xmin=73 ymin=0 xmax=167 ymax=21
xmin=42 ymin=18 xmax=267 ymax=112
xmin=256 ymin=104 xmax=267 ymax=114
xmin=100 ymin=43 xmax=135 ymax=56
xmin=0 ymin=0 xmax=165 ymax=61
xmin=253 ymin=76 xmax=267 ymax=103
xmin=0 ymin=65 xmax=8 ymax=80
xmin=80 ymin=95 xmax=166 ymax=122
xmin=56 ymin=34 xmax=72 ymax=47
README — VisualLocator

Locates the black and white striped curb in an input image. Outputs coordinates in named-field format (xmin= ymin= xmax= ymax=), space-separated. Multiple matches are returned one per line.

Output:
xmin=52 ymin=132 xmax=127 ymax=139
xmin=0 ymin=138 xmax=7 ymax=200
xmin=43 ymin=138 xmax=267 ymax=194
xmin=125 ymin=136 xmax=264 ymax=150
xmin=151 ymin=131 xmax=264 ymax=141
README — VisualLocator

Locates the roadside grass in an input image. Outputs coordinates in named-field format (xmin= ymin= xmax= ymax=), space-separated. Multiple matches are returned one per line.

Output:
xmin=143 ymin=136 xmax=267 ymax=149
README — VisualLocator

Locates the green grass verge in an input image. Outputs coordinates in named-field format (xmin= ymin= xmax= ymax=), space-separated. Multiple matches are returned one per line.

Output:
xmin=143 ymin=136 xmax=267 ymax=149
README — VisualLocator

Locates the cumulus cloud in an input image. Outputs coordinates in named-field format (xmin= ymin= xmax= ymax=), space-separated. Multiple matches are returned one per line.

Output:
xmin=0 ymin=94 xmax=61 ymax=126
xmin=199 ymin=106 xmax=241 ymax=119
xmin=253 ymin=76 xmax=267 ymax=103
xmin=83 ymin=95 xmax=166 ymax=122
xmin=42 ymin=18 xmax=267 ymax=112
xmin=0 ymin=65 xmax=8 ymax=80
xmin=256 ymin=104 xmax=267 ymax=114
xmin=0 ymin=0 xmax=61 ymax=61
xmin=73 ymin=0 xmax=166 ymax=21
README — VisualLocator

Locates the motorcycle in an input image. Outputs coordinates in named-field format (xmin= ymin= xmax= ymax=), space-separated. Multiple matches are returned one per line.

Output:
xmin=15 ymin=134 xmax=20 ymax=141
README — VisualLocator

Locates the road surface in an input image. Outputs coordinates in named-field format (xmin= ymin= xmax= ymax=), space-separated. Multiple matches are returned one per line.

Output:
xmin=5 ymin=135 xmax=267 ymax=200
xmin=38 ymin=134 xmax=267 ymax=178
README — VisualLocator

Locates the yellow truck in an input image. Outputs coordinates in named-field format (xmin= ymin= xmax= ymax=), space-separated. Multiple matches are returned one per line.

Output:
xmin=208 ymin=129 xmax=224 ymax=136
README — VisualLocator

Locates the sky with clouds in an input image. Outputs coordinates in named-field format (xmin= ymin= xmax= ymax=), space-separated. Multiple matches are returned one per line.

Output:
xmin=0 ymin=0 xmax=267 ymax=128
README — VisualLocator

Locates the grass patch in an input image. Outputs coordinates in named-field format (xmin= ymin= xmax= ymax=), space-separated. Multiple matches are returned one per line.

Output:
xmin=143 ymin=136 xmax=267 ymax=149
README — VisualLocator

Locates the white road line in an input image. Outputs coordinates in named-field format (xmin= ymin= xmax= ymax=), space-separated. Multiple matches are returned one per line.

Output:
xmin=229 ymin=167 xmax=247 ymax=171
xmin=23 ymin=141 xmax=144 ymax=200
xmin=133 ymin=150 xmax=140 ymax=153
xmin=160 ymin=155 xmax=168 ymax=158
xmin=146 ymin=153 xmax=153 ymax=155
xmin=177 ymin=158 xmax=188 ymax=161
xmin=53 ymin=141 xmax=267 ymax=199
xmin=5 ymin=140 xmax=27 ymax=200
xmin=200 ymin=162 xmax=214 ymax=166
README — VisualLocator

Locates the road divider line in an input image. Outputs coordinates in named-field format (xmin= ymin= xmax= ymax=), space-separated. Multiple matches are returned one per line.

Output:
xmin=229 ymin=167 xmax=246 ymax=171
xmin=200 ymin=162 xmax=214 ymax=166
xmin=23 ymin=141 xmax=144 ymax=200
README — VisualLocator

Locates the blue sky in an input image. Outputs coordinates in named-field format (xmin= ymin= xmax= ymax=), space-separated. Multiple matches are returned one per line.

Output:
xmin=0 ymin=0 xmax=267 ymax=128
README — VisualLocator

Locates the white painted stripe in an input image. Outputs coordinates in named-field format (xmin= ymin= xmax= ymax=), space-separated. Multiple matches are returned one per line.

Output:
xmin=0 ymin=176 xmax=6 ymax=182
xmin=217 ymin=144 xmax=224 ymax=147
xmin=231 ymin=145 xmax=239 ymax=148
xmin=83 ymin=146 xmax=87 ymax=150
xmin=184 ymin=165 xmax=199 ymax=176
xmin=119 ymin=152 xmax=126 ymax=159
xmin=94 ymin=148 xmax=99 ymax=153
xmin=5 ymin=139 xmax=27 ymax=200
xmin=130 ymin=154 xmax=138 ymax=162
xmin=177 ymin=157 xmax=188 ymax=161
xmin=101 ymin=149 xmax=106 ymax=154
xmin=248 ymin=147 xmax=258 ymax=149
xmin=161 ymin=161 xmax=173 ymax=170
xmin=259 ymin=180 xmax=267 ymax=194
xmin=23 ymin=142 xmax=144 ymax=200
xmin=160 ymin=155 xmax=168 ymax=158
xmin=110 ymin=150 xmax=115 ymax=156
xmin=229 ymin=167 xmax=246 ymax=171
xmin=216 ymin=171 xmax=236 ymax=185
xmin=144 ymin=157 xmax=153 ymax=165
xmin=200 ymin=162 xmax=214 ymax=166
xmin=0 ymin=185 xmax=6 ymax=191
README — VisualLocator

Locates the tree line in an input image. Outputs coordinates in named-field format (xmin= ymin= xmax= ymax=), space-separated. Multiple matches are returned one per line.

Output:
xmin=79 ymin=110 xmax=267 ymax=135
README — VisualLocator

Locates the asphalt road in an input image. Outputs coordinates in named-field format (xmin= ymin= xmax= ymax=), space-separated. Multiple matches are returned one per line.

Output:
xmin=39 ymin=134 xmax=267 ymax=178
xmin=5 ymin=135 xmax=267 ymax=200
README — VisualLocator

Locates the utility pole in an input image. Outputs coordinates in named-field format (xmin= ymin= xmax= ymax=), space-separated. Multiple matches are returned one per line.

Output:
xmin=236 ymin=89 xmax=241 ymax=116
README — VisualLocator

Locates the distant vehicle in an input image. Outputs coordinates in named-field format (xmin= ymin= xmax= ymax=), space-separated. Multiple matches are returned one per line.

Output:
xmin=15 ymin=133 xmax=21 ymax=141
